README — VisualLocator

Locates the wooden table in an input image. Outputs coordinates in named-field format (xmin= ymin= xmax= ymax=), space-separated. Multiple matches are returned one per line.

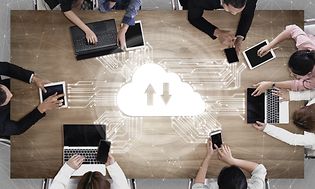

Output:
xmin=11 ymin=10 xmax=304 ymax=178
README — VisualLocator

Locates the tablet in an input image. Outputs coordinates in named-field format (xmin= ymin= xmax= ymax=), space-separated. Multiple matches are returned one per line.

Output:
xmin=39 ymin=81 xmax=68 ymax=108
xmin=125 ymin=20 xmax=145 ymax=51
xmin=242 ymin=40 xmax=276 ymax=69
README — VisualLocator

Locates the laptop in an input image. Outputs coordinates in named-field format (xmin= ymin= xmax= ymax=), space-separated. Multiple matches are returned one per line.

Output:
xmin=125 ymin=20 xmax=145 ymax=51
xmin=243 ymin=40 xmax=276 ymax=69
xmin=70 ymin=19 xmax=122 ymax=60
xmin=63 ymin=124 xmax=106 ymax=176
xmin=246 ymin=88 xmax=289 ymax=124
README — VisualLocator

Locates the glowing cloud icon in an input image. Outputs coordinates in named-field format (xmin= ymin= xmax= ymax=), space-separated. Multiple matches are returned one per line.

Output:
xmin=117 ymin=63 xmax=205 ymax=116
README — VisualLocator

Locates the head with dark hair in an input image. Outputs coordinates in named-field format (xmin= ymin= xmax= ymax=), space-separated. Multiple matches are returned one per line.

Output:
xmin=288 ymin=50 xmax=315 ymax=76
xmin=0 ymin=85 xmax=13 ymax=106
xmin=77 ymin=171 xmax=110 ymax=189
xmin=217 ymin=165 xmax=247 ymax=189
xmin=293 ymin=104 xmax=315 ymax=131
xmin=223 ymin=0 xmax=247 ymax=8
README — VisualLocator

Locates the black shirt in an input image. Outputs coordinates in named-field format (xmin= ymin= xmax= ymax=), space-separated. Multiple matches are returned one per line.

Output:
xmin=44 ymin=0 xmax=74 ymax=12
xmin=187 ymin=0 xmax=258 ymax=40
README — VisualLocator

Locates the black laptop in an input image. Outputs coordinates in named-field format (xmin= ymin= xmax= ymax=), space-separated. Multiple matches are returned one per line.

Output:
xmin=70 ymin=19 xmax=122 ymax=60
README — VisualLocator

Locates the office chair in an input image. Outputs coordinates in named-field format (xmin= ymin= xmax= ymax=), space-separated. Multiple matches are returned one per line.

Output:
xmin=304 ymin=18 xmax=315 ymax=36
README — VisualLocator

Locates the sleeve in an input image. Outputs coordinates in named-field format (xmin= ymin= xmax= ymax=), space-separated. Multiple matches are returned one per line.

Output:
xmin=107 ymin=162 xmax=130 ymax=189
xmin=263 ymin=124 xmax=315 ymax=147
xmin=0 ymin=107 xmax=46 ymax=136
xmin=122 ymin=0 xmax=141 ymax=26
xmin=285 ymin=25 xmax=314 ymax=50
xmin=290 ymin=76 xmax=315 ymax=91
xmin=59 ymin=0 xmax=73 ymax=12
xmin=247 ymin=164 xmax=267 ymax=189
xmin=0 ymin=62 xmax=33 ymax=83
xmin=187 ymin=1 xmax=218 ymax=40
xmin=49 ymin=163 xmax=76 ymax=189
xmin=235 ymin=0 xmax=257 ymax=39
xmin=289 ymin=90 xmax=315 ymax=101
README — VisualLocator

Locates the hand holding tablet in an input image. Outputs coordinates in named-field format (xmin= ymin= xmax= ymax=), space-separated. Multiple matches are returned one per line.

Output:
xmin=39 ymin=81 xmax=68 ymax=108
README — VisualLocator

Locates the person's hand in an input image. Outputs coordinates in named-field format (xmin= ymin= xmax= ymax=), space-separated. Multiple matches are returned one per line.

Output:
xmin=32 ymin=75 xmax=50 ymax=93
xmin=252 ymin=81 xmax=273 ymax=96
xmin=252 ymin=121 xmax=266 ymax=131
xmin=37 ymin=92 xmax=64 ymax=113
xmin=234 ymin=36 xmax=243 ymax=55
xmin=214 ymin=29 xmax=235 ymax=47
xmin=257 ymin=44 xmax=271 ymax=57
xmin=66 ymin=154 xmax=85 ymax=170
xmin=272 ymin=87 xmax=290 ymax=101
xmin=206 ymin=139 xmax=214 ymax=158
xmin=105 ymin=153 xmax=115 ymax=166
xmin=85 ymin=29 xmax=98 ymax=44
xmin=117 ymin=23 xmax=129 ymax=50
xmin=216 ymin=144 xmax=235 ymax=165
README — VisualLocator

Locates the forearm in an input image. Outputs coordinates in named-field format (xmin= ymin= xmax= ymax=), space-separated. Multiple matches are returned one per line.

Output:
xmin=63 ymin=11 xmax=91 ymax=33
xmin=235 ymin=0 xmax=257 ymax=39
xmin=268 ymin=29 xmax=292 ymax=49
xmin=0 ymin=62 xmax=33 ymax=83
xmin=230 ymin=158 xmax=258 ymax=174
xmin=195 ymin=156 xmax=211 ymax=183
xmin=273 ymin=81 xmax=292 ymax=89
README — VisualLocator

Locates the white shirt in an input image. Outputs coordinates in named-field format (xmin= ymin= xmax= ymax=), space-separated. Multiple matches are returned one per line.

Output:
xmin=263 ymin=89 xmax=315 ymax=150
xmin=192 ymin=164 xmax=267 ymax=189
xmin=49 ymin=162 xmax=130 ymax=189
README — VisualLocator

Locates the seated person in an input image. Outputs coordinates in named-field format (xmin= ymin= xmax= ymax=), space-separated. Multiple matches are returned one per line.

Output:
xmin=258 ymin=24 xmax=315 ymax=57
xmin=0 ymin=62 xmax=63 ymax=137
xmin=252 ymin=89 xmax=315 ymax=150
xmin=44 ymin=0 xmax=141 ymax=48
xmin=49 ymin=154 xmax=130 ymax=189
xmin=252 ymin=50 xmax=315 ymax=96
xmin=192 ymin=139 xmax=266 ymax=189
xmin=187 ymin=0 xmax=258 ymax=54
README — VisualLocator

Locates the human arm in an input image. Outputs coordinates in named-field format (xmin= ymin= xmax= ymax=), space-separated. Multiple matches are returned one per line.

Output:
xmin=0 ymin=62 xmax=33 ymax=83
xmin=49 ymin=155 xmax=84 ymax=189
xmin=195 ymin=139 xmax=214 ymax=184
xmin=252 ymin=81 xmax=292 ymax=96
xmin=273 ymin=88 xmax=315 ymax=101
xmin=106 ymin=154 xmax=130 ymax=189
xmin=235 ymin=0 xmax=257 ymax=40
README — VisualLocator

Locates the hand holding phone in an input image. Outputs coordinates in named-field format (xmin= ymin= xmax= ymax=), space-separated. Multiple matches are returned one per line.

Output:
xmin=96 ymin=140 xmax=111 ymax=163
xmin=210 ymin=130 xmax=222 ymax=149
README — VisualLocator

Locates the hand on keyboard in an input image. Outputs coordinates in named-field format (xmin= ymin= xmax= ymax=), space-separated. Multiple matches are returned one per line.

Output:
xmin=252 ymin=81 xmax=273 ymax=96
xmin=271 ymin=87 xmax=290 ymax=101
xmin=66 ymin=154 xmax=85 ymax=170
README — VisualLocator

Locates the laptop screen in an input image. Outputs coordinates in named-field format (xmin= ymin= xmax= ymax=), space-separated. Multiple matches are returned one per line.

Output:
xmin=126 ymin=21 xmax=144 ymax=49
xmin=64 ymin=125 xmax=106 ymax=147
xmin=246 ymin=88 xmax=265 ymax=123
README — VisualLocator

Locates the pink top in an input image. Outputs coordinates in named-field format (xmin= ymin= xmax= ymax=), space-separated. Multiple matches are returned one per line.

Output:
xmin=285 ymin=25 xmax=315 ymax=91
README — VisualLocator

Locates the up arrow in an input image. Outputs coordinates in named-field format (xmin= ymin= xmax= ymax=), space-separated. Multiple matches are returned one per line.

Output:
xmin=161 ymin=83 xmax=172 ymax=105
xmin=145 ymin=84 xmax=155 ymax=106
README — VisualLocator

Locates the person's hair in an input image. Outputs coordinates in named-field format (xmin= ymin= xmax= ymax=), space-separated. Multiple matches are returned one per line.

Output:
xmin=77 ymin=171 xmax=110 ymax=189
xmin=288 ymin=50 xmax=315 ymax=76
xmin=217 ymin=165 xmax=247 ymax=189
xmin=293 ymin=104 xmax=315 ymax=131
xmin=223 ymin=0 xmax=247 ymax=8
xmin=0 ymin=86 xmax=7 ymax=105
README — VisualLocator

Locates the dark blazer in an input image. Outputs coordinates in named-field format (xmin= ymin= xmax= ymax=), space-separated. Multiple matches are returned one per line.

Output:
xmin=0 ymin=62 xmax=45 ymax=136
xmin=187 ymin=0 xmax=258 ymax=40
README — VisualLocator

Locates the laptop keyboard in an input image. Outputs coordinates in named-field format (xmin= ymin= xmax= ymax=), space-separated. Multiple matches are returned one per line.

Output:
xmin=266 ymin=89 xmax=280 ymax=123
xmin=64 ymin=149 xmax=101 ymax=164
xmin=74 ymin=31 xmax=117 ymax=52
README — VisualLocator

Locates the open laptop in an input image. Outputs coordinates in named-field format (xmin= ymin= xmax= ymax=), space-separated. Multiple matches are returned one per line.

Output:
xmin=246 ymin=88 xmax=289 ymax=124
xmin=63 ymin=124 xmax=106 ymax=176
xmin=70 ymin=19 xmax=122 ymax=60
xmin=125 ymin=20 xmax=145 ymax=51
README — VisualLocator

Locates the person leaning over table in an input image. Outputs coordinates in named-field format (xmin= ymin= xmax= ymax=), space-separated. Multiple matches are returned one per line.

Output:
xmin=252 ymin=50 xmax=315 ymax=96
xmin=187 ymin=0 xmax=258 ymax=54
xmin=0 ymin=62 xmax=64 ymax=137
xmin=43 ymin=0 xmax=141 ymax=48
xmin=49 ymin=153 xmax=130 ymax=189
xmin=192 ymin=139 xmax=267 ymax=189
xmin=252 ymin=88 xmax=315 ymax=150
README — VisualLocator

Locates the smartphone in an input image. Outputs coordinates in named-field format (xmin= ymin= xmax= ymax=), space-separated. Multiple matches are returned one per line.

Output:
xmin=96 ymin=140 xmax=111 ymax=163
xmin=224 ymin=47 xmax=239 ymax=63
xmin=210 ymin=130 xmax=222 ymax=149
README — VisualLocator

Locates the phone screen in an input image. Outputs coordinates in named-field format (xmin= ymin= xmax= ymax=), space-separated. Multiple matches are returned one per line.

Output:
xmin=96 ymin=140 xmax=111 ymax=163
xmin=211 ymin=132 xmax=222 ymax=149
xmin=224 ymin=47 xmax=239 ymax=63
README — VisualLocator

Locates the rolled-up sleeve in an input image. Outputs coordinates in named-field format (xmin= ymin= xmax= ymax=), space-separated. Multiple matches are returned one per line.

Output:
xmin=122 ymin=0 xmax=141 ymax=26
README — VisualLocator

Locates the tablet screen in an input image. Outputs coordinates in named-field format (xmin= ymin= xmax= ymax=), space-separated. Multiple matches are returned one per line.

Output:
xmin=243 ymin=40 xmax=275 ymax=69
xmin=41 ymin=83 xmax=66 ymax=106
xmin=125 ymin=21 xmax=144 ymax=49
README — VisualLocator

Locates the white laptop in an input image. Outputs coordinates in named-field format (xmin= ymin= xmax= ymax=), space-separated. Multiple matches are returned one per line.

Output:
xmin=247 ymin=88 xmax=289 ymax=124
xmin=125 ymin=20 xmax=145 ymax=51
xmin=243 ymin=40 xmax=276 ymax=70
xmin=39 ymin=81 xmax=68 ymax=108
xmin=63 ymin=124 xmax=106 ymax=176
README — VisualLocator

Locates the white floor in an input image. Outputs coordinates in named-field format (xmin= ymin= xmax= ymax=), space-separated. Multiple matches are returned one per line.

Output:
xmin=1 ymin=0 xmax=314 ymax=188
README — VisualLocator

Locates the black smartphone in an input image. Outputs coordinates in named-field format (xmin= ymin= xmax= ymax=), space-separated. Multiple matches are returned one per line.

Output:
xmin=210 ymin=130 xmax=222 ymax=149
xmin=224 ymin=47 xmax=239 ymax=63
xmin=96 ymin=140 xmax=111 ymax=163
